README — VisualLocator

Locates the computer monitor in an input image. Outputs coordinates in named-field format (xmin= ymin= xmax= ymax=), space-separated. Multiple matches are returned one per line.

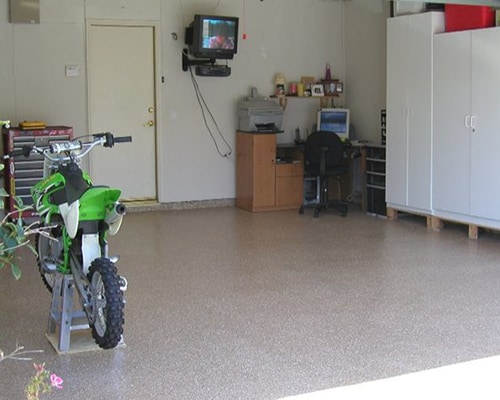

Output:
xmin=317 ymin=108 xmax=350 ymax=141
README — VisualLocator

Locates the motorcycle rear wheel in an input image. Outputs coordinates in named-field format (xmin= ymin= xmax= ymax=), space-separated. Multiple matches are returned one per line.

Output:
xmin=87 ymin=257 xmax=124 ymax=349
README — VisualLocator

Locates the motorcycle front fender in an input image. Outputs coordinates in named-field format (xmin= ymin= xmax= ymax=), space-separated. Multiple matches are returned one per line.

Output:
xmin=59 ymin=201 xmax=80 ymax=239
xmin=82 ymin=233 xmax=100 ymax=274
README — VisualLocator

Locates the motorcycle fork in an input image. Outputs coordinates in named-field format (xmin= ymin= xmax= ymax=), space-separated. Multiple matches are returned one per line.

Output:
xmin=61 ymin=228 xmax=72 ymax=274
xmin=69 ymin=248 xmax=93 ymax=317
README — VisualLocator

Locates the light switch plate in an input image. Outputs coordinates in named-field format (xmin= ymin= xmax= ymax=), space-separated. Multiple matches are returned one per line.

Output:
xmin=65 ymin=65 xmax=80 ymax=77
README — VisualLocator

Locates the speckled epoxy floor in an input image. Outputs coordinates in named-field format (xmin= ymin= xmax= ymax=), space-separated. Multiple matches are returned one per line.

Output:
xmin=2 ymin=207 xmax=500 ymax=399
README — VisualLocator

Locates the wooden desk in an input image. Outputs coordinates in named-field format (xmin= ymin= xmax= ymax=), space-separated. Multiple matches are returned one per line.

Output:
xmin=236 ymin=131 xmax=303 ymax=212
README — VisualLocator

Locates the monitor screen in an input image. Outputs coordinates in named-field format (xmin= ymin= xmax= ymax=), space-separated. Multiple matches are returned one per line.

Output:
xmin=317 ymin=108 xmax=350 ymax=140
xmin=201 ymin=18 xmax=237 ymax=51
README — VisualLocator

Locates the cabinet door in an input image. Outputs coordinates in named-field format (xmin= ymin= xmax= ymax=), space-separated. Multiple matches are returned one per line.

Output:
xmin=386 ymin=12 xmax=442 ymax=212
xmin=386 ymin=15 xmax=409 ymax=207
xmin=470 ymin=28 xmax=500 ymax=220
xmin=275 ymin=163 xmax=304 ymax=207
xmin=253 ymin=134 xmax=276 ymax=208
xmin=433 ymin=31 xmax=471 ymax=215
xmin=406 ymin=13 xmax=440 ymax=212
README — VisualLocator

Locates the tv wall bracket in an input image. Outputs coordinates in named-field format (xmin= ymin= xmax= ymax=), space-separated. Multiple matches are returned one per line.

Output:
xmin=182 ymin=51 xmax=216 ymax=71
xmin=182 ymin=51 xmax=231 ymax=77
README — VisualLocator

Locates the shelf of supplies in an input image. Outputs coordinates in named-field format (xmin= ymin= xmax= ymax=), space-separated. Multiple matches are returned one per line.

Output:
xmin=363 ymin=145 xmax=386 ymax=216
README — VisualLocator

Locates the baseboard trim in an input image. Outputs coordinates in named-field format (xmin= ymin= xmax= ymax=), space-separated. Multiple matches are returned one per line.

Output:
xmin=125 ymin=198 xmax=235 ymax=213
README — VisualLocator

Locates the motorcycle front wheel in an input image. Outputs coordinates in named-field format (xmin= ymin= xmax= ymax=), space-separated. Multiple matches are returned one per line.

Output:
xmin=87 ymin=257 xmax=124 ymax=349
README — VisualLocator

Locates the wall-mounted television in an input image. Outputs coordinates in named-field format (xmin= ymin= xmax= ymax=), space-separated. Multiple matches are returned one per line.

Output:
xmin=317 ymin=108 xmax=350 ymax=141
xmin=186 ymin=14 xmax=239 ymax=60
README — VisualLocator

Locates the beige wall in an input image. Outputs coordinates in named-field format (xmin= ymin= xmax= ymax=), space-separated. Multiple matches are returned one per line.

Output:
xmin=0 ymin=0 xmax=388 ymax=203
xmin=345 ymin=0 xmax=390 ymax=143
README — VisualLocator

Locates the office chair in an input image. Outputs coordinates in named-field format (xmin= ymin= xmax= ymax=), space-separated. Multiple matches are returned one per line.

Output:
xmin=299 ymin=131 xmax=350 ymax=218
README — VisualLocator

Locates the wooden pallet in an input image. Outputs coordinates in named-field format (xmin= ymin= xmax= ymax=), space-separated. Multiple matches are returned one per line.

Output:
xmin=386 ymin=207 xmax=480 ymax=240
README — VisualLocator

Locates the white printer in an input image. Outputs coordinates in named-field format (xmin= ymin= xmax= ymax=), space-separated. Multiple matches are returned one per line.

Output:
xmin=237 ymin=89 xmax=283 ymax=133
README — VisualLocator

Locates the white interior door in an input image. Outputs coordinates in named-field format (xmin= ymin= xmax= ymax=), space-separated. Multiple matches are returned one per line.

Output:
xmin=87 ymin=23 xmax=157 ymax=201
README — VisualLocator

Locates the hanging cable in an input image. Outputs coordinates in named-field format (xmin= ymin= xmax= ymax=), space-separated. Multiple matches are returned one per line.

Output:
xmin=186 ymin=57 xmax=233 ymax=158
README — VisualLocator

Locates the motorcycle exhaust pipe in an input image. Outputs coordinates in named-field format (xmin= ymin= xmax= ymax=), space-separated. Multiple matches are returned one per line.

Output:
xmin=105 ymin=202 xmax=127 ymax=225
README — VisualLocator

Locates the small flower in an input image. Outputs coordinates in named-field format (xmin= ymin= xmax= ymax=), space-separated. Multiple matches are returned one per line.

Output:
xmin=50 ymin=373 xmax=63 ymax=389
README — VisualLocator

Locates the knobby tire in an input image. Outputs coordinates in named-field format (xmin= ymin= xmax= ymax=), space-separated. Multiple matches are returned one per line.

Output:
xmin=87 ymin=257 xmax=124 ymax=349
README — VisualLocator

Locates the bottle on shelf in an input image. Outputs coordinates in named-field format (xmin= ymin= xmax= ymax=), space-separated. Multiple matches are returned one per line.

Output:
xmin=325 ymin=63 xmax=332 ymax=81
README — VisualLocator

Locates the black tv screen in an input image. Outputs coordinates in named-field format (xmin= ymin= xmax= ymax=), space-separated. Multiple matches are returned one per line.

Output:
xmin=189 ymin=14 xmax=239 ymax=60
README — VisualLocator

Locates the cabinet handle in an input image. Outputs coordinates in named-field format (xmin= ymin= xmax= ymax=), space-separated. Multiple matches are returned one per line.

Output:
xmin=470 ymin=115 xmax=476 ymax=129
xmin=402 ymin=106 xmax=410 ymax=118
xmin=465 ymin=115 xmax=470 ymax=128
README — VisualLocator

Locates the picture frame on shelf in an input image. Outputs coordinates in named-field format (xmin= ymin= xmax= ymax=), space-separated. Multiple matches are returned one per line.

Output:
xmin=311 ymin=84 xmax=324 ymax=97
xmin=336 ymin=82 xmax=344 ymax=94
xmin=300 ymin=76 xmax=315 ymax=90
xmin=323 ymin=81 xmax=335 ymax=96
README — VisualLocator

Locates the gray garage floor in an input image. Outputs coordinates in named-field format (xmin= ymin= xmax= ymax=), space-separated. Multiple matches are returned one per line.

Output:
xmin=1 ymin=206 xmax=500 ymax=399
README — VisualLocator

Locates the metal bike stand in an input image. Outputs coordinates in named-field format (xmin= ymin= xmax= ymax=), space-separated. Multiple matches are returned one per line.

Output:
xmin=46 ymin=273 xmax=93 ymax=353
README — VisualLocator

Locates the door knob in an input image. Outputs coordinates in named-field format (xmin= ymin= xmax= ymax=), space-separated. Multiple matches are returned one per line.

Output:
xmin=144 ymin=120 xmax=155 ymax=127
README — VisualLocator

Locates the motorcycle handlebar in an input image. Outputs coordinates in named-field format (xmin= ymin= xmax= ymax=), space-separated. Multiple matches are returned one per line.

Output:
xmin=113 ymin=136 xmax=132 ymax=144
xmin=93 ymin=132 xmax=133 ymax=148
xmin=3 ymin=132 xmax=131 ymax=160
xmin=49 ymin=141 xmax=82 ymax=154
xmin=4 ymin=145 xmax=32 ymax=159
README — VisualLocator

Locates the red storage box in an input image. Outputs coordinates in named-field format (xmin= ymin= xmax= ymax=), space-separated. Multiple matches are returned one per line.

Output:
xmin=445 ymin=4 xmax=495 ymax=32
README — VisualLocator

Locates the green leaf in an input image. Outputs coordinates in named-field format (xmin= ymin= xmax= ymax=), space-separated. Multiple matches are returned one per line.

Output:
xmin=15 ymin=220 xmax=25 ymax=238
xmin=26 ymin=243 xmax=37 ymax=256
xmin=10 ymin=263 xmax=21 ymax=280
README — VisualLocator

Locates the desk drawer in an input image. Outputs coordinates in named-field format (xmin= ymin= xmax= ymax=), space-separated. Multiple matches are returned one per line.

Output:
xmin=276 ymin=175 xmax=303 ymax=207
xmin=276 ymin=162 xmax=303 ymax=177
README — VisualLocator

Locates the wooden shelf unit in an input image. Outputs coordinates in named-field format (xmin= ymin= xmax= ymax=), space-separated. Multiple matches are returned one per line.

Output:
xmin=236 ymin=131 xmax=303 ymax=212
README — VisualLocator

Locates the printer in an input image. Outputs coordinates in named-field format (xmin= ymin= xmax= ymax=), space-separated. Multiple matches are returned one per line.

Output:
xmin=237 ymin=89 xmax=283 ymax=133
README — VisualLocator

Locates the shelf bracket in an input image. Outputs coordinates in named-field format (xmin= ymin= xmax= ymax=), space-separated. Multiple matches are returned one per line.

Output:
xmin=182 ymin=51 xmax=215 ymax=72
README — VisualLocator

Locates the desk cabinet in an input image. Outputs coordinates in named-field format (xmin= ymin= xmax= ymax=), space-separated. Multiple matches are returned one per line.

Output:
xmin=276 ymin=162 xmax=303 ymax=207
xmin=236 ymin=132 xmax=303 ymax=212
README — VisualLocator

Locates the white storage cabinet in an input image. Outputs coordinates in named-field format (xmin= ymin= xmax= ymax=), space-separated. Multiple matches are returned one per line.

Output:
xmin=386 ymin=12 xmax=444 ymax=214
xmin=433 ymin=27 xmax=500 ymax=227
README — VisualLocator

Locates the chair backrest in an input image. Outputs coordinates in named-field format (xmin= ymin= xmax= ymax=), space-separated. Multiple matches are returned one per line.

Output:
xmin=304 ymin=131 xmax=348 ymax=175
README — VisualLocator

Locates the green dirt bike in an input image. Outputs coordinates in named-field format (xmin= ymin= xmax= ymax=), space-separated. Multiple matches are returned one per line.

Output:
xmin=7 ymin=132 xmax=131 ymax=349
